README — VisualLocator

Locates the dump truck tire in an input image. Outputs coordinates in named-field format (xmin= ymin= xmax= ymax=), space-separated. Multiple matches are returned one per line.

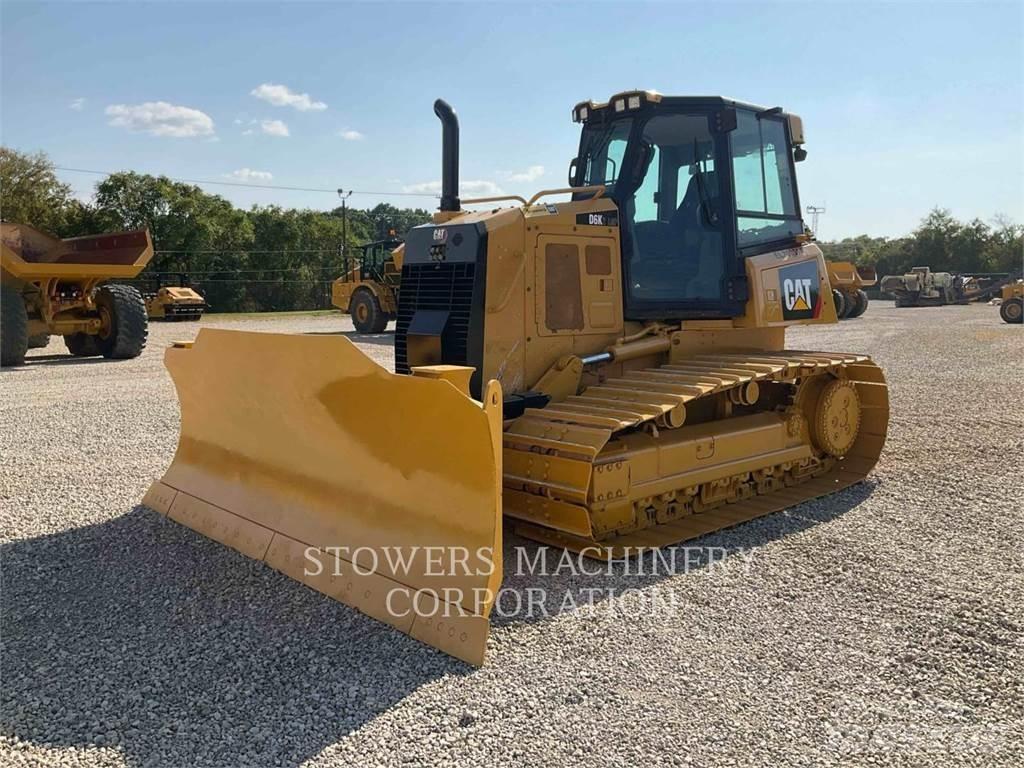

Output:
xmin=851 ymin=289 xmax=869 ymax=318
xmin=95 ymin=284 xmax=148 ymax=359
xmin=64 ymin=333 xmax=101 ymax=357
xmin=832 ymin=289 xmax=846 ymax=319
xmin=350 ymin=289 xmax=387 ymax=333
xmin=28 ymin=333 xmax=50 ymax=349
xmin=1000 ymin=297 xmax=1023 ymax=324
xmin=1 ymin=284 xmax=29 ymax=367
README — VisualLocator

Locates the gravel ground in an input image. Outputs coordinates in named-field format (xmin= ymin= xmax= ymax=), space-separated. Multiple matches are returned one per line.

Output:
xmin=2 ymin=302 xmax=1021 ymax=767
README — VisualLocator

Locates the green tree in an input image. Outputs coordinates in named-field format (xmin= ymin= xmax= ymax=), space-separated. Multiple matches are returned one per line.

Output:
xmin=0 ymin=147 xmax=76 ymax=234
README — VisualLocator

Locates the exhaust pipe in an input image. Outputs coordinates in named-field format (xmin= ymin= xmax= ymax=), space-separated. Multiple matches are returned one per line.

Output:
xmin=434 ymin=99 xmax=460 ymax=212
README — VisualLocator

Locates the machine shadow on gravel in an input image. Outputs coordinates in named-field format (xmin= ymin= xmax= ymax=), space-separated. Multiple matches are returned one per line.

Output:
xmin=0 ymin=507 xmax=464 ymax=767
xmin=493 ymin=480 xmax=880 ymax=628
xmin=0 ymin=482 xmax=877 ymax=764
xmin=20 ymin=354 xmax=128 ymax=366
xmin=1 ymin=354 xmax=116 ymax=368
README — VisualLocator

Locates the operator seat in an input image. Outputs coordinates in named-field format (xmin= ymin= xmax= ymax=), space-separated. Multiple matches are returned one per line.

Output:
xmin=630 ymin=170 xmax=722 ymax=299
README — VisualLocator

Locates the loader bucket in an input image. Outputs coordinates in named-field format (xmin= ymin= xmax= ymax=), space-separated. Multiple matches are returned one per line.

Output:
xmin=145 ymin=329 xmax=503 ymax=665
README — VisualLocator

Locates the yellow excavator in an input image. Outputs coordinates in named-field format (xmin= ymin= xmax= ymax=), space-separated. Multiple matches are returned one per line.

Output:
xmin=145 ymin=93 xmax=889 ymax=664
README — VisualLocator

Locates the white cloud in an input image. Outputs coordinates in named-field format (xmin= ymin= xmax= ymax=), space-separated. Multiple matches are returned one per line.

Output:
xmin=251 ymin=83 xmax=326 ymax=112
xmin=106 ymin=101 xmax=214 ymax=138
xmin=402 ymin=180 xmax=503 ymax=197
xmin=258 ymin=119 xmax=289 ymax=137
xmin=508 ymin=165 xmax=545 ymax=183
xmin=339 ymin=129 xmax=364 ymax=141
xmin=226 ymin=168 xmax=273 ymax=182
xmin=69 ymin=97 xmax=86 ymax=111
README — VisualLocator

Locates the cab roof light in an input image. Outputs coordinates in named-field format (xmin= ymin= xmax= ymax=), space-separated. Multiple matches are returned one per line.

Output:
xmin=572 ymin=101 xmax=593 ymax=123
xmin=572 ymin=90 xmax=661 ymax=121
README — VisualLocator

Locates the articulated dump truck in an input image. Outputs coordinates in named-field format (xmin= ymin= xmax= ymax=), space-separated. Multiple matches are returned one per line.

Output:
xmin=145 ymin=93 xmax=890 ymax=664
xmin=826 ymin=261 xmax=875 ymax=319
xmin=1 ymin=223 xmax=152 ymax=366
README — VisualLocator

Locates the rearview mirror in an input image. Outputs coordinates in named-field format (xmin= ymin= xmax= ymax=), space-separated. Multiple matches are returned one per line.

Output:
xmin=568 ymin=158 xmax=578 ymax=186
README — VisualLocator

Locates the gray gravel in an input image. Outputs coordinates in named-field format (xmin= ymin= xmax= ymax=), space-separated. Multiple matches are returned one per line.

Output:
xmin=2 ymin=303 xmax=1022 ymax=767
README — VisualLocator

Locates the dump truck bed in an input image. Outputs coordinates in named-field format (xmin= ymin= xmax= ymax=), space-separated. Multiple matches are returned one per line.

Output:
xmin=1 ymin=222 xmax=153 ymax=282
xmin=827 ymin=261 xmax=877 ymax=288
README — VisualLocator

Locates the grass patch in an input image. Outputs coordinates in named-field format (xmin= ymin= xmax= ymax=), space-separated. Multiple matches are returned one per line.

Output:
xmin=203 ymin=309 xmax=339 ymax=320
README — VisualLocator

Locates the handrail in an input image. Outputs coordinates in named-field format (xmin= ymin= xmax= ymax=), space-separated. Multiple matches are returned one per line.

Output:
xmin=526 ymin=184 xmax=606 ymax=207
xmin=461 ymin=194 xmax=529 ymax=206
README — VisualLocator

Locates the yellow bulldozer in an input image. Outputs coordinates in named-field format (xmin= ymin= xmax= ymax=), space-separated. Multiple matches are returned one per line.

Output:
xmin=1 ymin=222 xmax=152 ymax=366
xmin=146 ymin=93 xmax=889 ymax=664
xmin=331 ymin=238 xmax=403 ymax=333
xmin=825 ymin=261 xmax=875 ymax=319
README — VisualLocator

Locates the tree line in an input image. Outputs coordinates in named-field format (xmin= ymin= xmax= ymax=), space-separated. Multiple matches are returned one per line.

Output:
xmin=2 ymin=147 xmax=1020 ymax=313
xmin=0 ymin=147 xmax=432 ymax=312
xmin=818 ymin=209 xmax=1022 ymax=278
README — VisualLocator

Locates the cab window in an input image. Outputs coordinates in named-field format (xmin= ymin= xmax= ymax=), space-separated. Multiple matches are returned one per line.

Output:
xmin=731 ymin=110 xmax=802 ymax=247
xmin=624 ymin=113 xmax=725 ymax=304
xmin=580 ymin=119 xmax=632 ymax=188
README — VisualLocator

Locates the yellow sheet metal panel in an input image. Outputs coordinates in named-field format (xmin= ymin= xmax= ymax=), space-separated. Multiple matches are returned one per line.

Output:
xmin=148 ymin=329 xmax=503 ymax=664
xmin=1 ymin=222 xmax=153 ymax=281
xmin=502 ymin=489 xmax=594 ymax=538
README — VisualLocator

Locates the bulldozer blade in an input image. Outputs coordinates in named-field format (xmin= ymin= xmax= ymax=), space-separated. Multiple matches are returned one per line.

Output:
xmin=145 ymin=329 xmax=503 ymax=666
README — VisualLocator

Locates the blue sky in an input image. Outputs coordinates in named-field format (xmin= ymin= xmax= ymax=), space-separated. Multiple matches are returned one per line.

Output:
xmin=2 ymin=1 xmax=1021 ymax=239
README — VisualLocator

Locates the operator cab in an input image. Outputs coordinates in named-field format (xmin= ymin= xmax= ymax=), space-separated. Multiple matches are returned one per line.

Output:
xmin=570 ymin=92 xmax=807 ymax=320
xmin=347 ymin=238 xmax=403 ymax=283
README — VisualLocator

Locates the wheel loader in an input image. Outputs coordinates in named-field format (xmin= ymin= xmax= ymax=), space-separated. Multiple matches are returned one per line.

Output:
xmin=145 ymin=93 xmax=889 ymax=665
xmin=1 ymin=222 xmax=152 ymax=366
xmin=998 ymin=280 xmax=1023 ymax=324
xmin=331 ymin=238 xmax=403 ymax=333
xmin=825 ymin=261 xmax=875 ymax=319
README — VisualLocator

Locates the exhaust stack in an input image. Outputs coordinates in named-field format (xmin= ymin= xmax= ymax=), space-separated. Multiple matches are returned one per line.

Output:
xmin=434 ymin=99 xmax=460 ymax=212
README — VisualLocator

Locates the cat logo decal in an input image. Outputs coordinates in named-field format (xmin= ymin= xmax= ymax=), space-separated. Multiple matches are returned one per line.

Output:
xmin=778 ymin=260 xmax=822 ymax=320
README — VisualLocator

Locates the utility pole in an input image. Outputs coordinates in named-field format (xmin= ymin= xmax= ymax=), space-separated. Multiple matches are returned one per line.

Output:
xmin=806 ymin=204 xmax=827 ymax=239
xmin=337 ymin=189 xmax=353 ymax=269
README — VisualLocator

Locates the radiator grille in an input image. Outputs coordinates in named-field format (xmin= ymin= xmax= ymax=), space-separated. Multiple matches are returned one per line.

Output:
xmin=395 ymin=262 xmax=477 ymax=374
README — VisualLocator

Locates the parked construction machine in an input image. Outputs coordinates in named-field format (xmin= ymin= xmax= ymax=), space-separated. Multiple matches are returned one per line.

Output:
xmin=1 ymin=222 xmax=151 ymax=366
xmin=998 ymin=281 xmax=1023 ymax=324
xmin=880 ymin=267 xmax=1013 ymax=307
xmin=331 ymin=238 xmax=403 ymax=333
xmin=146 ymin=93 xmax=889 ymax=664
xmin=826 ymin=261 xmax=875 ymax=319
xmin=145 ymin=273 xmax=207 ymax=321
xmin=880 ymin=266 xmax=962 ymax=307
xmin=958 ymin=273 xmax=1014 ymax=304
